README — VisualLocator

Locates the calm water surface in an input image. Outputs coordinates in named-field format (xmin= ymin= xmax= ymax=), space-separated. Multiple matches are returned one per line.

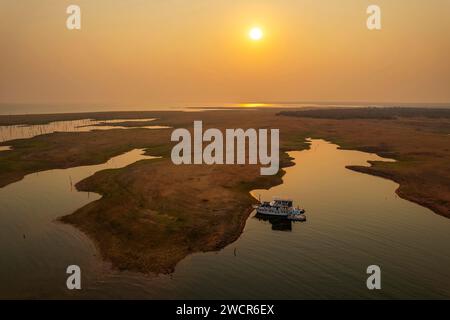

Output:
xmin=1 ymin=139 xmax=449 ymax=299
xmin=1 ymin=104 xmax=449 ymax=115
xmin=0 ymin=149 xmax=157 ymax=298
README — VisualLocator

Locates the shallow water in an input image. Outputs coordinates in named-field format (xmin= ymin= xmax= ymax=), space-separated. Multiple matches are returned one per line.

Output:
xmin=0 ymin=149 xmax=157 ymax=298
xmin=1 ymin=139 xmax=449 ymax=299
xmin=0 ymin=118 xmax=169 ymax=143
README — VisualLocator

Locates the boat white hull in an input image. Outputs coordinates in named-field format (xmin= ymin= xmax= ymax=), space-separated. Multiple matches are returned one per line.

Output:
xmin=287 ymin=214 xmax=307 ymax=221
xmin=256 ymin=208 xmax=290 ymax=216
xmin=256 ymin=206 xmax=305 ymax=217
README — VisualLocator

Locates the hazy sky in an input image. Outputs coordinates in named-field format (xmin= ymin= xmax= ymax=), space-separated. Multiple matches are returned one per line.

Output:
xmin=1 ymin=0 xmax=449 ymax=106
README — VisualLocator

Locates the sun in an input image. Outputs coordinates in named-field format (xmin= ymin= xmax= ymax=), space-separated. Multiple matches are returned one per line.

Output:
xmin=249 ymin=27 xmax=264 ymax=41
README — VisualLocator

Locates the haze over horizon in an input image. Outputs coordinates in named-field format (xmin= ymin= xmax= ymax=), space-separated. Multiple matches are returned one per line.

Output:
xmin=1 ymin=0 xmax=449 ymax=107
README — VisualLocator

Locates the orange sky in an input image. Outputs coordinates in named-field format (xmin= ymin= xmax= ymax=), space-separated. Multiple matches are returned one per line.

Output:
xmin=0 ymin=0 xmax=449 ymax=106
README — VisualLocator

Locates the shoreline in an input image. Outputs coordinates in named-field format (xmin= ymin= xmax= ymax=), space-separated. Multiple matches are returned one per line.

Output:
xmin=347 ymin=165 xmax=448 ymax=218
xmin=60 ymin=153 xmax=293 ymax=274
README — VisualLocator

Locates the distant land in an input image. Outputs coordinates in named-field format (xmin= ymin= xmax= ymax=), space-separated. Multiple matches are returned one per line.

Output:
xmin=279 ymin=107 xmax=450 ymax=119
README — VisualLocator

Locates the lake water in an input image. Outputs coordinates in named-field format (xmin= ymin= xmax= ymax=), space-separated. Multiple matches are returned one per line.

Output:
xmin=0 ymin=104 xmax=332 ymax=115
xmin=1 ymin=139 xmax=450 ymax=299
xmin=0 ymin=149 xmax=157 ymax=298
xmin=1 ymin=103 xmax=449 ymax=115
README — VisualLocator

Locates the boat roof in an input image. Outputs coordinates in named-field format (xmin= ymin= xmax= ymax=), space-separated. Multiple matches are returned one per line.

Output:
xmin=273 ymin=197 xmax=293 ymax=202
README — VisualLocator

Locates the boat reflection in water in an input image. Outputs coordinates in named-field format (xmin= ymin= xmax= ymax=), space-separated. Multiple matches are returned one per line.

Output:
xmin=253 ymin=212 xmax=304 ymax=231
